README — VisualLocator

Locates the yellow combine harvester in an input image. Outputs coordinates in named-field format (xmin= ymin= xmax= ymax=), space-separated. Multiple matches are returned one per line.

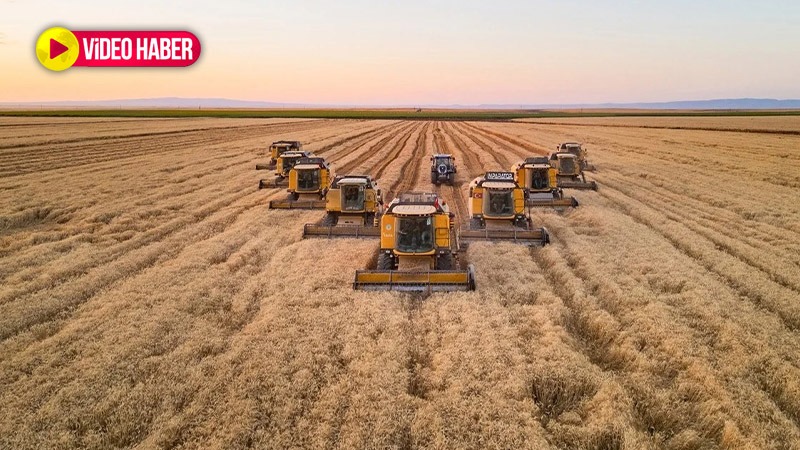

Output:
xmin=459 ymin=172 xmax=550 ymax=246
xmin=354 ymin=192 xmax=476 ymax=292
xmin=557 ymin=142 xmax=596 ymax=172
xmin=256 ymin=140 xmax=303 ymax=170
xmin=268 ymin=157 xmax=331 ymax=209
xmin=259 ymin=150 xmax=314 ymax=189
xmin=549 ymin=153 xmax=598 ymax=191
xmin=303 ymin=175 xmax=383 ymax=238
xmin=512 ymin=157 xmax=579 ymax=208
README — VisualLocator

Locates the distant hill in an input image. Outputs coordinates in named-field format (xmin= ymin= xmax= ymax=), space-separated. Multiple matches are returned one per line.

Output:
xmin=1 ymin=97 xmax=799 ymax=110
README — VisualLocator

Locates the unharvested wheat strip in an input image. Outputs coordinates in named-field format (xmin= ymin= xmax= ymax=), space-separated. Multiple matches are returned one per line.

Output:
xmin=0 ymin=120 xmax=334 ymax=176
xmin=0 ymin=119 xmax=372 ymax=269
xmin=0 ymin=140 xmax=282 ymax=302
xmin=594 ymin=177 xmax=800 ymax=332
xmin=532 ymin=221 xmax=770 ymax=448
xmin=514 ymin=115 xmax=800 ymax=134
xmin=589 ymin=167 xmax=800 ymax=258
xmin=0 ymin=156 xmax=255 ymax=283
xmin=514 ymin=118 xmax=800 ymax=163
xmin=0 ymin=185 xmax=276 ymax=344
xmin=597 ymin=171 xmax=800 ymax=290
xmin=565 ymin=125 xmax=800 ymax=190
xmin=0 ymin=118 xmax=356 ymax=214
xmin=581 ymin=126 xmax=800 ymax=185
xmin=0 ymin=119 xmax=323 ymax=165
xmin=129 ymin=240 xmax=406 ymax=447
xmin=0 ymin=118 xmax=316 ymax=150
xmin=582 ymin=182 xmax=800 ymax=362
xmin=0 ymin=209 xmax=374 ymax=447
xmin=536 ymin=204 xmax=800 ymax=446
xmin=489 ymin=122 xmax=800 ymax=236
xmin=0 ymin=141 xmax=266 ymax=276
xmin=0 ymin=127 xmax=324 ymax=178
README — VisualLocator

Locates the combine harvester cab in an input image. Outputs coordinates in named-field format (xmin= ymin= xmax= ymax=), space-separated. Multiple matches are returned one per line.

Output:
xmin=354 ymin=192 xmax=476 ymax=292
xmin=459 ymin=171 xmax=550 ymax=246
xmin=430 ymin=154 xmax=457 ymax=186
xmin=256 ymin=140 xmax=303 ymax=170
xmin=550 ymin=153 xmax=598 ymax=191
xmin=303 ymin=175 xmax=384 ymax=238
xmin=269 ymin=157 xmax=331 ymax=209
xmin=258 ymin=150 xmax=314 ymax=189
xmin=513 ymin=157 xmax=579 ymax=209
xmin=558 ymin=142 xmax=596 ymax=172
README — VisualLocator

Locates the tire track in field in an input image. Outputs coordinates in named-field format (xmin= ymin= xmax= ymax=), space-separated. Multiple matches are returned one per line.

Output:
xmin=463 ymin=122 xmax=551 ymax=157
xmin=337 ymin=122 xmax=419 ymax=177
xmin=313 ymin=120 xmax=400 ymax=155
xmin=450 ymin=121 xmax=511 ymax=169
xmin=431 ymin=123 xmax=470 ymax=226
xmin=382 ymin=122 xmax=428 ymax=200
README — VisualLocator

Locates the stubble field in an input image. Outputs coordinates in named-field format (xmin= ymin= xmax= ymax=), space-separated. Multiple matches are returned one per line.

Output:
xmin=1 ymin=115 xmax=799 ymax=449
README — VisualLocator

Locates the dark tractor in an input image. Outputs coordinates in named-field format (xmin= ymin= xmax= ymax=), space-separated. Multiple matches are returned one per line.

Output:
xmin=430 ymin=154 xmax=457 ymax=185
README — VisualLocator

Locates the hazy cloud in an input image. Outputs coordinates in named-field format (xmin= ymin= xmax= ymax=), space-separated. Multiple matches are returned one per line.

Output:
xmin=0 ymin=33 xmax=6 ymax=44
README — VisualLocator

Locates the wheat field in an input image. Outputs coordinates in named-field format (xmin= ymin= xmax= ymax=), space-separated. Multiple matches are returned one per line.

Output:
xmin=1 ymin=116 xmax=799 ymax=449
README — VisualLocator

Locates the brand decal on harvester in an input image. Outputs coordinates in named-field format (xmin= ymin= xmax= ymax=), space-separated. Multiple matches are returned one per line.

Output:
xmin=484 ymin=172 xmax=515 ymax=181
xmin=36 ymin=26 xmax=201 ymax=71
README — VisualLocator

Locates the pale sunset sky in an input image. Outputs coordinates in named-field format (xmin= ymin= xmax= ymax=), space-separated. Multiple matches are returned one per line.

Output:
xmin=1 ymin=0 xmax=798 ymax=105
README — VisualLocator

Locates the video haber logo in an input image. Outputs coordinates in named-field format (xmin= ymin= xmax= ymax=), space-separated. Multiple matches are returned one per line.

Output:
xmin=36 ymin=26 xmax=201 ymax=71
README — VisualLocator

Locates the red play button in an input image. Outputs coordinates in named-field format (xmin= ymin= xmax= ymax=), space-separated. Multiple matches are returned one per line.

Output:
xmin=49 ymin=38 xmax=69 ymax=59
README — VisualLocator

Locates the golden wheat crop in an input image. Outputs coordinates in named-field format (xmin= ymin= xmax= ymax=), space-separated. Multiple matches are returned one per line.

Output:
xmin=1 ymin=115 xmax=799 ymax=449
